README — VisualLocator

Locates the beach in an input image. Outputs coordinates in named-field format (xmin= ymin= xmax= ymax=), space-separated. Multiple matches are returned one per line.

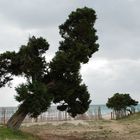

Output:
xmin=22 ymin=112 xmax=140 ymax=140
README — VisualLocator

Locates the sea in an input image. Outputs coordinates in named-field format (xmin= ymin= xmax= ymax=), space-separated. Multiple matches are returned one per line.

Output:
xmin=0 ymin=104 xmax=140 ymax=118
xmin=89 ymin=104 xmax=140 ymax=115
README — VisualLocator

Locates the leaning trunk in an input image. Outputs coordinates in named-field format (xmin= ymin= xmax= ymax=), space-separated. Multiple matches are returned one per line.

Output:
xmin=7 ymin=104 xmax=28 ymax=130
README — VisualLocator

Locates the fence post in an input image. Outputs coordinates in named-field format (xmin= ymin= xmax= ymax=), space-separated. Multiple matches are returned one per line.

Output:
xmin=35 ymin=117 xmax=38 ymax=122
xmin=4 ymin=108 xmax=6 ymax=124
xmin=58 ymin=111 xmax=61 ymax=121
xmin=97 ymin=106 xmax=102 ymax=119
xmin=2 ymin=108 xmax=6 ymax=125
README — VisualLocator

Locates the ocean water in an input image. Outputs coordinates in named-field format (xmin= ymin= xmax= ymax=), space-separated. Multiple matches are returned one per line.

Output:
xmin=88 ymin=105 xmax=112 ymax=115
xmin=89 ymin=104 xmax=140 ymax=115
xmin=0 ymin=107 xmax=17 ymax=118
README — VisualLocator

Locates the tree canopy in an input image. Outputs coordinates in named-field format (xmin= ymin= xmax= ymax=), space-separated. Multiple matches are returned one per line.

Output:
xmin=106 ymin=93 xmax=138 ymax=111
xmin=0 ymin=7 xmax=99 ymax=129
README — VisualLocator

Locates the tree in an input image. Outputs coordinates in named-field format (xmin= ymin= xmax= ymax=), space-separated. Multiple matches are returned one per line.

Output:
xmin=106 ymin=93 xmax=138 ymax=119
xmin=0 ymin=7 xmax=99 ymax=130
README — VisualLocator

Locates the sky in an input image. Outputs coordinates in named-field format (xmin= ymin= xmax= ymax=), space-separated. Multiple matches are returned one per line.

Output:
xmin=0 ymin=0 xmax=140 ymax=106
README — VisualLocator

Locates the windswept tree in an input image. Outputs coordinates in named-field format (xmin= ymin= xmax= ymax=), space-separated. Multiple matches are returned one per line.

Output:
xmin=0 ymin=7 xmax=99 ymax=130
xmin=106 ymin=93 xmax=138 ymax=119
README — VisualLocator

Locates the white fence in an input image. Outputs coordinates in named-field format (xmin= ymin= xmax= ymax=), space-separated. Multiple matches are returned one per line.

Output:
xmin=0 ymin=106 xmax=103 ymax=124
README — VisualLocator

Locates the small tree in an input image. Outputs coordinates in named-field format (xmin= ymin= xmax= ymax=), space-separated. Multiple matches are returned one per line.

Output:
xmin=106 ymin=93 xmax=138 ymax=119
xmin=0 ymin=7 xmax=99 ymax=129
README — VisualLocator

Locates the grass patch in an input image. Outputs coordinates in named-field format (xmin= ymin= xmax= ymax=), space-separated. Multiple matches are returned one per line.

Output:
xmin=118 ymin=112 xmax=140 ymax=123
xmin=0 ymin=125 xmax=39 ymax=140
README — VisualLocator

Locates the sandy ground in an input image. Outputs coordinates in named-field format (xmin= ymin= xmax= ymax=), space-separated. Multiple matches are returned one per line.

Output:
xmin=22 ymin=114 xmax=140 ymax=140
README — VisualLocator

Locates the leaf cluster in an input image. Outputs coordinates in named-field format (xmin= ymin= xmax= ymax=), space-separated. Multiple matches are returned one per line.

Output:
xmin=106 ymin=93 xmax=138 ymax=111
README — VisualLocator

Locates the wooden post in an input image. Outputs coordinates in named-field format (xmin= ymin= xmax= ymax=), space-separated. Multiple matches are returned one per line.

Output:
xmin=98 ymin=106 xmax=102 ymax=119
xmin=94 ymin=108 xmax=97 ymax=120
xmin=111 ymin=111 xmax=115 ymax=120
xmin=58 ymin=111 xmax=61 ymax=121
xmin=1 ymin=108 xmax=6 ymax=125
xmin=35 ymin=117 xmax=38 ymax=122
xmin=3 ymin=108 xmax=6 ymax=125
xmin=65 ymin=111 xmax=67 ymax=120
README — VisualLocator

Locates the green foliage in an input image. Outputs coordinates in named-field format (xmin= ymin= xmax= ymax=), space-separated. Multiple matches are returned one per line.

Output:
xmin=59 ymin=7 xmax=99 ymax=63
xmin=0 ymin=36 xmax=49 ymax=84
xmin=0 ymin=126 xmax=38 ymax=140
xmin=15 ymin=81 xmax=53 ymax=118
xmin=47 ymin=7 xmax=99 ymax=117
xmin=118 ymin=112 xmax=140 ymax=123
xmin=0 ymin=51 xmax=16 ymax=87
xmin=17 ymin=36 xmax=49 ymax=78
xmin=0 ymin=7 xmax=99 ymax=118
xmin=106 ymin=93 xmax=138 ymax=111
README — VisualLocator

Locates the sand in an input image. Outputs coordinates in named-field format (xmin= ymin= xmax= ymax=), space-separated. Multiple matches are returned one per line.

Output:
xmin=22 ymin=113 xmax=140 ymax=140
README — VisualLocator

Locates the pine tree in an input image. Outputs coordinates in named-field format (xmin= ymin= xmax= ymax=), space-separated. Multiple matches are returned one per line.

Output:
xmin=0 ymin=7 xmax=99 ymax=130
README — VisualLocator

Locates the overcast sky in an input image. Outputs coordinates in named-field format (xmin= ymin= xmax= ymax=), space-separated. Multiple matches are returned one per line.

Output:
xmin=0 ymin=0 xmax=140 ymax=106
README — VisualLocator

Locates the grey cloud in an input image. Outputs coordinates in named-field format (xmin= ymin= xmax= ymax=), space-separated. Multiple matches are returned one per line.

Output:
xmin=0 ymin=0 xmax=85 ymax=29
xmin=0 ymin=87 xmax=18 ymax=106
xmin=81 ymin=58 xmax=140 ymax=104
xmin=94 ymin=0 xmax=140 ymax=60
xmin=0 ymin=0 xmax=140 ymax=105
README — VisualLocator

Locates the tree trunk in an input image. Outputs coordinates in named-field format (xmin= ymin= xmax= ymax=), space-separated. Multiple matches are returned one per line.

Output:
xmin=7 ymin=104 xmax=28 ymax=130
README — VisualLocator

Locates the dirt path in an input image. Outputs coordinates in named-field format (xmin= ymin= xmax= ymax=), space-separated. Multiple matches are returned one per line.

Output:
xmin=39 ymin=135 xmax=84 ymax=140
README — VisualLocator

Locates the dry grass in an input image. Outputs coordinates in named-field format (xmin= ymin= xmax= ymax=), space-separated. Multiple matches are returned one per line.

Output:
xmin=21 ymin=113 xmax=140 ymax=140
